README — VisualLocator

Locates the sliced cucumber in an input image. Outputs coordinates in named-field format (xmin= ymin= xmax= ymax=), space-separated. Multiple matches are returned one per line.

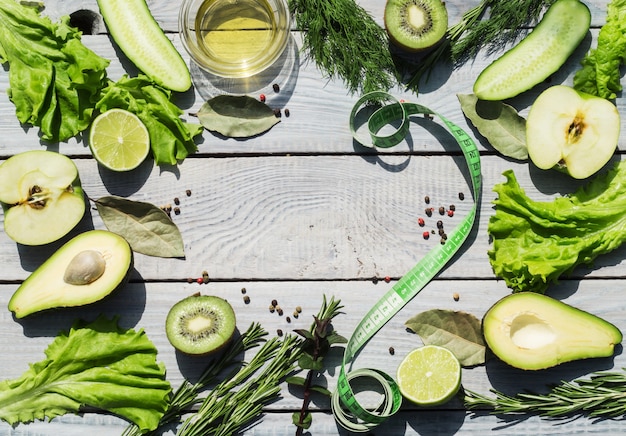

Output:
xmin=473 ymin=0 xmax=590 ymax=101
xmin=97 ymin=0 xmax=191 ymax=92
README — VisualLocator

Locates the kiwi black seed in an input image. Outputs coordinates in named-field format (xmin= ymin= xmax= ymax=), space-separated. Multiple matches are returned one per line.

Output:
xmin=165 ymin=294 xmax=236 ymax=355
xmin=384 ymin=0 xmax=448 ymax=52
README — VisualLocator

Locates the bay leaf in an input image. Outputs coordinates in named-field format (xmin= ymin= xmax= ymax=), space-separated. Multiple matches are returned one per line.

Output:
xmin=95 ymin=196 xmax=185 ymax=258
xmin=197 ymin=95 xmax=280 ymax=138
xmin=405 ymin=309 xmax=486 ymax=367
xmin=457 ymin=93 xmax=528 ymax=161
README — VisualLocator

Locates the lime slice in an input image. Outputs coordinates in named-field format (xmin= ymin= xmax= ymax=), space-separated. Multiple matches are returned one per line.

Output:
xmin=89 ymin=109 xmax=150 ymax=171
xmin=396 ymin=345 xmax=461 ymax=406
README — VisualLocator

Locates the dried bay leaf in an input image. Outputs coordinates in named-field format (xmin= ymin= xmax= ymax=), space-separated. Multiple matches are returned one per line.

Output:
xmin=96 ymin=196 xmax=185 ymax=258
xmin=457 ymin=93 xmax=528 ymax=161
xmin=405 ymin=309 xmax=487 ymax=367
xmin=197 ymin=95 xmax=280 ymax=138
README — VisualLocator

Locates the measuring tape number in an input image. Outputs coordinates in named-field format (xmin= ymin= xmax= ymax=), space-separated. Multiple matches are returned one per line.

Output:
xmin=332 ymin=92 xmax=482 ymax=432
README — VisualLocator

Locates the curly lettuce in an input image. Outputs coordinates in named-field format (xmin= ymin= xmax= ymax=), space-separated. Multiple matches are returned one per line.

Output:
xmin=573 ymin=0 xmax=626 ymax=100
xmin=0 ymin=0 xmax=110 ymax=141
xmin=488 ymin=162 xmax=626 ymax=293
xmin=0 ymin=316 xmax=171 ymax=432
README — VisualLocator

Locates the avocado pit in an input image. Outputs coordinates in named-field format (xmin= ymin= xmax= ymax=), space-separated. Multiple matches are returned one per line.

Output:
xmin=63 ymin=249 xmax=106 ymax=285
xmin=509 ymin=313 xmax=556 ymax=350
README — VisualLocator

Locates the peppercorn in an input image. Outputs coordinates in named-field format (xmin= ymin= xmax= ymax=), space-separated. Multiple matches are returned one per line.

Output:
xmin=269 ymin=305 xmax=276 ymax=313
xmin=241 ymin=287 xmax=247 ymax=294
xmin=372 ymin=277 xmax=379 ymax=284
xmin=174 ymin=197 xmax=180 ymax=205
xmin=174 ymin=207 xmax=180 ymax=215
xmin=277 ymin=329 xmax=283 ymax=337
xmin=418 ymin=217 xmax=425 ymax=227
xmin=436 ymin=220 xmax=443 ymax=229
xmin=284 ymin=108 xmax=290 ymax=117
xmin=277 ymin=307 xmax=284 ymax=316
xmin=295 ymin=306 xmax=302 ymax=313
xmin=423 ymin=231 xmax=430 ymax=240
xmin=196 ymin=277 xmax=203 ymax=284
xmin=243 ymin=295 xmax=250 ymax=304
xmin=389 ymin=347 xmax=395 ymax=355
xmin=453 ymin=292 xmax=460 ymax=301
xmin=438 ymin=206 xmax=445 ymax=215
xmin=186 ymin=189 xmax=192 ymax=197
xmin=286 ymin=316 xmax=291 ymax=323
xmin=271 ymin=299 xmax=278 ymax=307
xmin=272 ymin=83 xmax=280 ymax=92
xmin=425 ymin=208 xmax=433 ymax=217
xmin=293 ymin=311 xmax=299 ymax=318
xmin=458 ymin=192 xmax=465 ymax=201
xmin=260 ymin=93 xmax=266 ymax=102
xmin=187 ymin=277 xmax=194 ymax=283
xmin=424 ymin=195 xmax=430 ymax=204
xmin=449 ymin=204 xmax=456 ymax=211
xmin=273 ymin=108 xmax=281 ymax=117
xmin=384 ymin=276 xmax=391 ymax=283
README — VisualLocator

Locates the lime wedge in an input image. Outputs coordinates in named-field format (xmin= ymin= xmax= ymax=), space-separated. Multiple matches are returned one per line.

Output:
xmin=396 ymin=345 xmax=461 ymax=406
xmin=89 ymin=109 xmax=150 ymax=171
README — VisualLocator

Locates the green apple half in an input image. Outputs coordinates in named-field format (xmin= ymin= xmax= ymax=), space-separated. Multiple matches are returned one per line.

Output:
xmin=0 ymin=150 xmax=85 ymax=245
xmin=526 ymin=85 xmax=620 ymax=179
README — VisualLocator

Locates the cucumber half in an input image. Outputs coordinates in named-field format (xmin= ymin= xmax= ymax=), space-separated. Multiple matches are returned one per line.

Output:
xmin=97 ymin=0 xmax=191 ymax=92
xmin=473 ymin=0 xmax=590 ymax=101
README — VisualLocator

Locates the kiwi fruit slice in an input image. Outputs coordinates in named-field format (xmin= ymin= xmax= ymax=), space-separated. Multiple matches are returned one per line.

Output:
xmin=384 ymin=0 xmax=448 ymax=52
xmin=165 ymin=294 xmax=236 ymax=355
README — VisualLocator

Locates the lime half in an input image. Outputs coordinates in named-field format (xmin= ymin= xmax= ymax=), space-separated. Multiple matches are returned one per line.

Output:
xmin=396 ymin=345 xmax=461 ymax=406
xmin=89 ymin=109 xmax=150 ymax=171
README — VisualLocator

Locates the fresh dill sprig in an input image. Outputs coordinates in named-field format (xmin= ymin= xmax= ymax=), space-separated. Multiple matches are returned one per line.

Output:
xmin=465 ymin=370 xmax=626 ymax=418
xmin=288 ymin=0 xmax=398 ymax=94
xmin=406 ymin=0 xmax=555 ymax=91
xmin=121 ymin=322 xmax=268 ymax=436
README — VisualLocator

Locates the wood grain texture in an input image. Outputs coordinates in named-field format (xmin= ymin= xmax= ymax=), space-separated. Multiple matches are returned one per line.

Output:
xmin=1 ymin=0 xmax=625 ymax=434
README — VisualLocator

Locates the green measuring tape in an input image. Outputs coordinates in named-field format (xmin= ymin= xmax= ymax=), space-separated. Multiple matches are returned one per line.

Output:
xmin=332 ymin=92 xmax=482 ymax=431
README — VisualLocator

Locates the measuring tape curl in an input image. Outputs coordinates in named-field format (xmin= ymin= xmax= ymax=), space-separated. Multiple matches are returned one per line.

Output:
xmin=332 ymin=92 xmax=482 ymax=432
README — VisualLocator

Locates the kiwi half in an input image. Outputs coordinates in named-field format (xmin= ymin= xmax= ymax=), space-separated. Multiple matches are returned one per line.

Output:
xmin=165 ymin=294 xmax=236 ymax=355
xmin=384 ymin=0 xmax=448 ymax=52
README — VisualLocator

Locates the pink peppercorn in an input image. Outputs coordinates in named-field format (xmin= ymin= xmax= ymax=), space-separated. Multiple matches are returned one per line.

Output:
xmin=447 ymin=210 xmax=454 ymax=217
xmin=423 ymin=231 xmax=430 ymax=240
xmin=418 ymin=217 xmax=425 ymax=226
xmin=260 ymin=94 xmax=266 ymax=102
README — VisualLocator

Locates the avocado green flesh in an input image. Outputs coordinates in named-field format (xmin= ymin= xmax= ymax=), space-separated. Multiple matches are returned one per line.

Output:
xmin=483 ymin=292 xmax=622 ymax=370
xmin=8 ymin=230 xmax=133 ymax=318
xmin=473 ymin=0 xmax=591 ymax=101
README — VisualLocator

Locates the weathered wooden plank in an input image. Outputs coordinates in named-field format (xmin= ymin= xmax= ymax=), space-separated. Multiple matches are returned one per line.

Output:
xmin=1 ymin=153 xmax=624 ymax=283
xmin=0 ymin=279 xmax=624 ymax=434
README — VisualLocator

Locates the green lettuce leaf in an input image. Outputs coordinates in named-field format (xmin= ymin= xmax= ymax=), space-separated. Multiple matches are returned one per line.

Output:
xmin=488 ymin=162 xmax=626 ymax=293
xmin=0 ymin=0 xmax=109 ymax=141
xmin=0 ymin=316 xmax=171 ymax=432
xmin=96 ymin=75 xmax=203 ymax=166
xmin=573 ymin=0 xmax=626 ymax=99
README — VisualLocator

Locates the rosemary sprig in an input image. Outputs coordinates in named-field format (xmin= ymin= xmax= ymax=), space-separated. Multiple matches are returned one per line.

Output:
xmin=177 ymin=333 xmax=303 ymax=436
xmin=290 ymin=296 xmax=346 ymax=434
xmin=288 ymin=0 xmax=398 ymax=94
xmin=465 ymin=370 xmax=626 ymax=418
xmin=406 ymin=0 xmax=555 ymax=91
xmin=121 ymin=322 xmax=268 ymax=436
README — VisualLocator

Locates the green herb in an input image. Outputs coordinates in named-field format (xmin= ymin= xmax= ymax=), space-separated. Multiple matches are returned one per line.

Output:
xmin=465 ymin=369 xmax=626 ymax=417
xmin=406 ymin=0 xmax=554 ymax=90
xmin=0 ymin=0 xmax=109 ymax=141
xmin=288 ymin=0 xmax=397 ymax=94
xmin=0 ymin=316 xmax=170 ymax=432
xmin=289 ymin=295 xmax=346 ymax=433
xmin=405 ymin=309 xmax=487 ymax=367
xmin=95 ymin=195 xmax=185 ymax=258
xmin=196 ymin=95 xmax=281 ymax=138
xmin=488 ymin=162 xmax=626 ymax=294
xmin=457 ymin=94 xmax=527 ymax=161
xmin=122 ymin=322 xmax=268 ymax=436
xmin=573 ymin=0 xmax=626 ymax=100
xmin=96 ymin=75 xmax=203 ymax=166
xmin=176 ymin=334 xmax=303 ymax=436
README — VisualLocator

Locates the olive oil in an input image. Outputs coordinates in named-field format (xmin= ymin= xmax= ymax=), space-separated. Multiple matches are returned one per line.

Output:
xmin=195 ymin=0 xmax=284 ymax=76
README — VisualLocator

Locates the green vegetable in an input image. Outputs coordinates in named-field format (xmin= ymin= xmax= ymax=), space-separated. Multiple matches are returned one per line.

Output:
xmin=457 ymin=93 xmax=527 ymax=161
xmin=96 ymin=0 xmax=191 ymax=92
xmin=0 ymin=0 xmax=109 ymax=141
xmin=406 ymin=0 xmax=555 ymax=90
xmin=288 ymin=0 xmax=397 ymax=94
xmin=488 ymin=162 xmax=626 ymax=293
xmin=0 ymin=316 xmax=170 ymax=432
xmin=573 ymin=0 xmax=626 ymax=100
xmin=465 ymin=370 xmax=626 ymax=418
xmin=96 ymin=75 xmax=202 ymax=166
xmin=473 ymin=0 xmax=590 ymax=101
xmin=197 ymin=95 xmax=281 ymax=138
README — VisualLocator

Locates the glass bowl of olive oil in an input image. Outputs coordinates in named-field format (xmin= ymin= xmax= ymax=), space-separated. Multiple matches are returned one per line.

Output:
xmin=179 ymin=0 xmax=290 ymax=79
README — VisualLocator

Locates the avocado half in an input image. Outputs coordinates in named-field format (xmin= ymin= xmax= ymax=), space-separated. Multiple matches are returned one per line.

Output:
xmin=9 ymin=230 xmax=133 ymax=318
xmin=483 ymin=292 xmax=622 ymax=370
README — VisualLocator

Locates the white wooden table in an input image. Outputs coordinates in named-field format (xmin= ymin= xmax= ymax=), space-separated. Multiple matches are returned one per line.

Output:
xmin=1 ymin=0 xmax=625 ymax=434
